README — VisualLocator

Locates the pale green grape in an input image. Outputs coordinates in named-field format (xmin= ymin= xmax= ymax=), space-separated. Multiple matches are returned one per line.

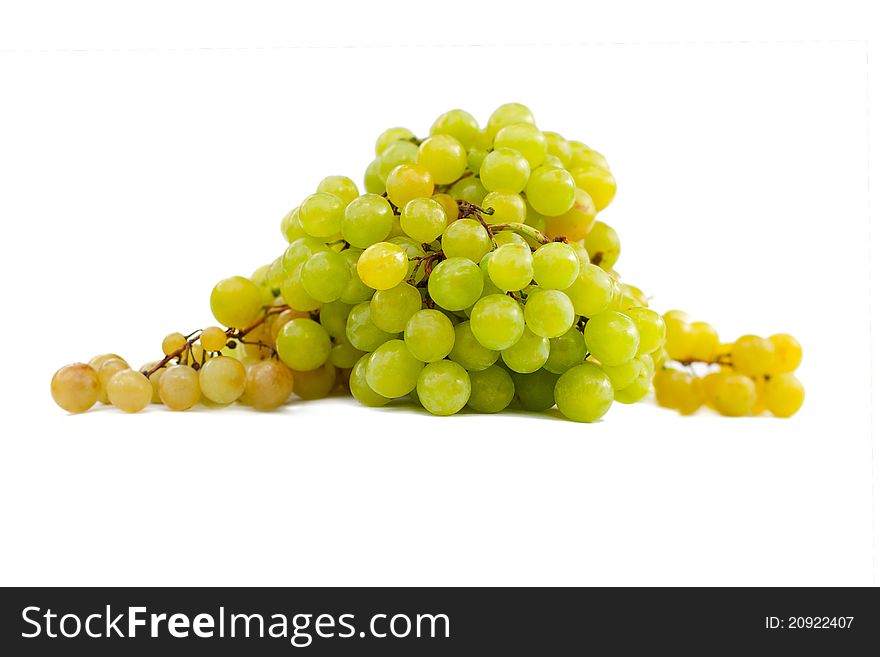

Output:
xmin=614 ymin=362 xmax=651 ymax=404
xmin=565 ymin=263 xmax=613 ymax=317
xmin=487 ymin=102 xmax=535 ymax=139
xmin=583 ymin=221 xmax=620 ymax=271
xmin=385 ymin=164 xmax=434 ymax=208
xmin=502 ymin=327 xmax=550 ymax=373
xmin=467 ymin=365 xmax=515 ymax=413
xmin=364 ymin=158 xmax=385 ymax=195
xmin=417 ymin=360 xmax=471 ymax=416
xmin=569 ymin=142 xmax=609 ymax=170
xmin=342 ymin=194 xmax=394 ymax=248
xmin=448 ymin=321 xmax=499 ymax=371
xmin=417 ymin=134 xmax=467 ymax=184
xmin=281 ymin=207 xmax=307 ymax=243
xmin=570 ymin=164 xmax=617 ymax=211
xmin=211 ymin=276 xmax=263 ymax=329
xmin=525 ymin=166 xmax=576 ymax=216
xmin=544 ymin=327 xmax=588 ymax=374
xmin=623 ymin=307 xmax=666 ymax=355
xmin=543 ymin=131 xmax=572 ymax=166
xmin=379 ymin=140 xmax=420 ymax=178
xmin=488 ymin=243 xmax=534 ymax=291
xmin=480 ymin=148 xmax=531 ymax=194
xmin=603 ymin=358 xmax=642 ymax=390
xmin=449 ymin=176 xmax=488 ymax=205
xmin=350 ymin=354 xmax=391 ymax=407
xmin=532 ymin=242 xmax=579 ymax=290
xmin=401 ymin=197 xmax=447 ymax=243
xmin=554 ymin=362 xmax=614 ymax=422
xmin=301 ymin=250 xmax=350 ymax=302
xmin=250 ymin=264 xmax=277 ymax=306
xmin=404 ymin=309 xmax=455 ymax=362
xmin=299 ymin=192 xmax=345 ymax=238
xmin=470 ymin=294 xmax=525 ymax=350
xmin=329 ymin=340 xmax=366 ymax=369
xmin=319 ymin=299 xmax=352 ymax=340
xmin=512 ymin=369 xmax=559 ymax=411
xmin=467 ymin=149 xmax=488 ymax=175
xmin=339 ymin=248 xmax=374 ymax=304
xmin=345 ymin=301 xmax=397 ymax=351
xmin=366 ymin=339 xmax=424 ymax=398
xmin=494 ymin=122 xmax=547 ymax=168
xmin=524 ymin=288 xmax=575 ymax=338
xmin=199 ymin=356 xmax=247 ymax=405
xmin=492 ymin=230 xmax=528 ymax=248
xmin=357 ymin=241 xmax=409 ymax=290
xmin=389 ymin=235 xmax=426 ymax=282
xmin=279 ymin=265 xmax=321 ymax=312
xmin=543 ymin=155 xmax=565 ymax=168
xmin=375 ymin=127 xmax=415 ymax=156
xmin=441 ymin=219 xmax=492 ymax=262
xmin=370 ymin=282 xmax=422 ymax=333
xmin=583 ymin=310 xmax=639 ymax=366
xmin=427 ymin=257 xmax=483 ymax=311
xmin=276 ymin=318 xmax=331 ymax=371
xmin=317 ymin=175 xmax=359 ymax=204
xmin=481 ymin=191 xmax=526 ymax=224
xmin=430 ymin=109 xmax=480 ymax=149
xmin=282 ymin=236 xmax=330 ymax=276
xmin=543 ymin=188 xmax=597 ymax=241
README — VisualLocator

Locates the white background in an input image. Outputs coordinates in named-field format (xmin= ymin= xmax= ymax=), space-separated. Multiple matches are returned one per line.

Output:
xmin=0 ymin=1 xmax=877 ymax=586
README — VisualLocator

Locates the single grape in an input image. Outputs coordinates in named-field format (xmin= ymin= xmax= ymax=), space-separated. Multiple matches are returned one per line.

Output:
xmin=301 ymin=250 xmax=351 ymax=303
xmin=211 ymin=276 xmax=263 ymax=329
xmin=346 ymin=301 xmax=397 ymax=351
xmin=375 ymin=127 xmax=415 ymax=156
xmin=105 ymin=369 xmax=152 ymax=413
xmin=282 ymin=236 xmax=330 ymax=275
xmin=281 ymin=207 xmax=306 ymax=243
xmin=385 ymin=164 xmax=434 ymax=208
xmin=329 ymin=340 xmax=366 ymax=369
xmin=654 ymin=368 xmax=704 ymax=415
xmin=488 ymin=243 xmax=534 ymax=292
xmin=481 ymin=191 xmax=526 ymax=224
xmin=530 ymin=242 xmax=579 ymax=290
xmin=417 ymin=134 xmax=467 ymax=185
xmin=524 ymin=289 xmax=575 ymax=339
xmin=366 ymin=339 xmax=424 ymax=398
xmin=604 ymin=359 xmax=643 ymax=390
xmin=378 ymin=140 xmax=420 ymax=179
xmin=526 ymin=166 xmax=576 ymax=217
xmin=583 ymin=311 xmax=639 ymax=366
xmin=370 ymin=282 xmax=422 ymax=333
xmin=663 ymin=314 xmax=694 ymax=362
xmin=613 ymin=363 xmax=652 ymax=404
xmin=494 ymin=122 xmax=547 ymax=168
xmin=299 ymin=192 xmax=345 ymax=238
xmin=199 ymin=356 xmax=246 ymax=405
xmin=339 ymin=248 xmax=374 ymax=304
xmin=417 ymin=360 xmax=471 ymax=416
xmin=582 ymin=221 xmax=620 ymax=271
xmin=250 ymin=264 xmax=277 ymax=306
xmin=688 ymin=321 xmax=719 ymax=362
xmin=51 ymin=363 xmax=100 ymax=413
xmin=357 ymin=241 xmax=409 ymax=290
xmin=480 ymin=148 xmax=531 ymax=194
xmin=512 ymin=369 xmax=559 ymax=411
xmin=404 ymin=309 xmax=456 ymax=362
xmin=449 ymin=176 xmax=488 ymax=205
xmin=731 ymin=335 xmax=775 ymax=376
xmin=432 ymin=193 xmax=459 ymax=223
xmin=543 ymin=188 xmax=597 ymax=241
xmin=316 ymin=175 xmax=359 ymax=205
xmin=543 ymin=131 xmax=572 ymax=166
xmin=764 ymin=373 xmax=804 ymax=417
xmin=467 ymin=365 xmax=515 ymax=413
xmin=430 ymin=109 xmax=480 ymax=149
xmin=158 ymin=364 xmax=201 ymax=411
xmin=279 ymin=265 xmax=322 ymax=312
xmin=502 ymin=327 xmax=550 ymax=373
xmin=276 ymin=318 xmax=332 ymax=371
xmin=554 ymin=362 xmax=614 ymax=422
xmin=768 ymin=334 xmax=802 ymax=373
xmin=293 ymin=362 xmax=337 ymax=400
xmin=427 ymin=257 xmax=484 ymax=311
xmin=711 ymin=373 xmax=757 ymax=416
xmin=467 ymin=149 xmax=488 ymax=175
xmin=341 ymin=194 xmax=394 ymax=248
xmin=564 ymin=264 xmax=612 ymax=318
xmin=162 ymin=332 xmax=187 ymax=356
xmin=96 ymin=358 xmax=130 ymax=404
xmin=569 ymin=142 xmax=610 ymax=170
xmin=349 ymin=354 xmax=391 ymax=407
xmin=570 ymin=164 xmax=617 ymax=211
xmin=492 ymin=230 xmax=528 ymax=248
xmin=486 ymin=102 xmax=536 ymax=139
xmin=242 ymin=360 xmax=293 ymax=410
xmin=470 ymin=294 xmax=525 ymax=350
xmin=318 ymin=300 xmax=352 ymax=340
xmin=200 ymin=326 xmax=228 ymax=352
xmin=623 ymin=307 xmax=666 ymax=355
xmin=364 ymin=158 xmax=385 ymax=195
xmin=448 ymin=320 xmax=499 ymax=371
xmin=401 ymin=197 xmax=447 ymax=243
xmin=441 ymin=218 xmax=492 ymax=263
xmin=544 ymin=327 xmax=588 ymax=374
xmin=140 ymin=362 xmax=165 ymax=403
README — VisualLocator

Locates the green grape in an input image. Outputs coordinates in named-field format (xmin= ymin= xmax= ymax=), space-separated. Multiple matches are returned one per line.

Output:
xmin=299 ymin=192 xmax=345 ymax=238
xmin=543 ymin=155 xmax=565 ymax=169
xmin=494 ymin=122 xmax=547 ymax=168
xmin=370 ymin=282 xmax=422 ymax=333
xmin=512 ymin=369 xmax=559 ymax=411
xmin=266 ymin=257 xmax=285 ymax=291
xmin=350 ymin=354 xmax=391 ymax=407
xmin=357 ymin=241 xmax=409 ymax=290
xmin=469 ymin=294 xmax=525 ymax=350
xmin=570 ymin=164 xmax=617 ymax=211
xmin=342 ymin=194 xmax=394 ymax=248
xmin=404 ymin=309 xmax=455 ymax=362
xmin=281 ymin=207 xmax=306 ymax=243
xmin=448 ymin=321 xmax=499 ymax=371
xmin=492 ymin=231 xmax=528 ymax=249
xmin=416 ymin=360 xmax=471 ymax=416
xmin=525 ymin=166 xmax=576 ymax=216
xmin=366 ymin=339 xmax=424 ymax=398
xmin=583 ymin=310 xmax=639 ymax=366
xmin=211 ymin=276 xmax=263 ymax=329
xmin=430 ymin=109 xmax=480 ymax=149
xmin=543 ymin=188 xmax=597 ymax=241
xmin=319 ymin=299 xmax=352 ymax=340
xmin=524 ymin=289 xmax=575 ymax=338
xmin=301 ymin=250 xmax=350 ymax=303
xmin=432 ymin=193 xmax=459 ymax=223
xmin=487 ymin=102 xmax=535 ymax=139
xmin=375 ymin=127 xmax=416 ymax=156
xmin=345 ymin=301 xmax=397 ymax=351
xmin=329 ymin=340 xmax=366 ymax=369
xmin=603 ymin=358 xmax=642 ymax=390
xmin=378 ymin=140 xmax=420 ymax=178
xmin=449 ymin=176 xmax=487 ymax=205
xmin=385 ymin=164 xmax=434 ymax=208
xmin=480 ymin=148 xmax=531 ymax=194
xmin=339 ymin=248 xmax=374 ymax=304
xmin=543 ymin=131 xmax=572 ymax=166
xmin=388 ymin=235 xmax=426 ymax=282
xmin=481 ymin=191 xmax=526 ymax=224
xmin=623 ymin=307 xmax=666 ymax=355
xmin=583 ymin=221 xmax=620 ymax=271
xmin=427 ymin=257 xmax=483 ymax=311
xmin=250 ymin=264 xmax=277 ymax=306
xmin=276 ymin=318 xmax=331 ymax=371
xmin=564 ymin=263 xmax=612 ymax=317
xmin=569 ymin=141 xmax=609 ymax=170
xmin=317 ymin=175 xmax=359 ymax=204
xmin=467 ymin=149 xmax=488 ymax=175
xmin=279 ymin=265 xmax=321 ymax=311
xmin=282 ymin=236 xmax=330 ymax=276
xmin=502 ymin=327 xmax=550 ymax=373
xmin=364 ymin=158 xmax=386 ymax=195
xmin=400 ymin=197 xmax=447 ymax=243
xmin=487 ymin=243 xmax=534 ymax=292
xmin=532 ymin=242 xmax=579 ymax=290
xmin=441 ymin=218 xmax=492 ymax=262
xmin=613 ymin=362 xmax=651 ymax=404
xmin=570 ymin=242 xmax=590 ymax=267
xmin=554 ymin=362 xmax=614 ymax=422
xmin=467 ymin=365 xmax=515 ymax=413
xmin=544 ymin=327 xmax=587 ymax=374
xmin=417 ymin=134 xmax=466 ymax=185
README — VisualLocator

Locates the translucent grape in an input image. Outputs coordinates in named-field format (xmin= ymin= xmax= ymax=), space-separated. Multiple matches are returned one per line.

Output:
xmin=525 ymin=166 xmax=576 ymax=217
xmin=430 ymin=109 xmax=480 ymax=149
xmin=492 ymin=231 xmax=528 ymax=248
xmin=582 ymin=221 xmax=620 ymax=271
xmin=346 ymin=301 xmax=397 ymax=351
xmin=400 ymin=198 xmax=447 ymax=243
xmin=554 ymin=362 xmax=614 ymax=422
xmin=416 ymin=360 xmax=471 ymax=416
xmin=301 ymin=250 xmax=351 ymax=303
xmin=543 ymin=131 xmax=572 ymax=166
xmin=570 ymin=165 xmax=617 ymax=211
xmin=623 ymin=307 xmax=666 ymax=355
xmin=532 ymin=242 xmax=579 ymax=290
xmin=417 ymin=135 xmax=466 ymax=185
xmin=524 ymin=289 xmax=575 ymax=338
xmin=467 ymin=365 xmax=515 ymax=413
xmin=764 ymin=373 xmax=805 ymax=417
xmin=318 ymin=300 xmax=352 ymax=340
xmin=276 ymin=318 xmax=332 ymax=371
xmin=467 ymin=149 xmax=488 ymax=175
xmin=654 ymin=368 xmax=704 ymax=415
xmin=51 ymin=363 xmax=99 ymax=413
xmin=441 ymin=219 xmax=492 ymax=263
xmin=101 ymin=368 xmax=151 ymax=413
xmin=688 ymin=321 xmax=719 ymax=362
xmin=544 ymin=327 xmax=588 ymax=374
xmin=200 ymin=326 xmax=228 ymax=352
xmin=339 ymin=248 xmax=374 ymax=304
xmin=293 ymin=362 xmax=337 ymax=400
xmin=378 ymin=140 xmax=420 ymax=178
xmin=711 ymin=373 xmax=757 ymax=417
xmin=282 ymin=237 xmax=330 ymax=275
xmin=281 ymin=207 xmax=307 ymax=243
xmin=432 ymin=193 xmax=459 ymax=223
xmin=316 ymin=175 xmax=358 ymax=205
xmin=388 ymin=236 xmax=426 ymax=282
xmin=427 ymin=257 xmax=484 ymax=311
xmin=199 ymin=356 xmax=246 ymax=405
xmin=375 ymin=127 xmax=415 ymax=156
xmin=364 ymin=158 xmax=385 ymax=195
xmin=162 ymin=332 xmax=187 ymax=356
xmin=242 ymin=360 xmax=293 ymax=410
xmin=613 ymin=363 xmax=652 ymax=404
xmin=481 ymin=191 xmax=526 ymax=224
xmin=211 ymin=276 xmax=263 ymax=329
xmin=731 ymin=335 xmax=775 ymax=376
xmin=329 ymin=340 xmax=365 ymax=369
xmin=469 ymin=294 xmax=525 ymax=351
xmin=569 ymin=142 xmax=609 ymax=170
xmin=769 ymin=334 xmax=802 ymax=373
xmin=370 ymin=282 xmax=422 ymax=333
xmin=449 ymin=176 xmax=487 ymax=205
xmin=279 ymin=265 xmax=321 ymax=312
xmin=564 ymin=264 xmax=612 ymax=317
xmin=349 ymin=355 xmax=391 ymax=407
xmin=357 ymin=241 xmax=409 ymax=290
xmin=299 ymin=192 xmax=345 ymax=238
xmin=488 ymin=243 xmax=534 ymax=291
xmin=487 ymin=102 xmax=535 ymax=139
xmin=448 ymin=321 xmax=499 ymax=371
xmin=494 ymin=122 xmax=547 ymax=168
xmin=583 ymin=311 xmax=639 ymax=366
xmin=502 ymin=327 xmax=550 ymax=373
xmin=341 ymin=194 xmax=394 ymax=248
xmin=480 ymin=148 xmax=531 ymax=194
xmin=543 ymin=188 xmax=597 ymax=241
xmin=385 ymin=164 xmax=434 ymax=208
xmin=158 ymin=365 xmax=201 ymax=411
xmin=604 ymin=359 xmax=642 ymax=390
xmin=365 ymin=339 xmax=424 ymax=398
xmin=404 ymin=309 xmax=456 ymax=362
xmin=96 ymin=358 xmax=130 ymax=404
xmin=512 ymin=369 xmax=559 ymax=411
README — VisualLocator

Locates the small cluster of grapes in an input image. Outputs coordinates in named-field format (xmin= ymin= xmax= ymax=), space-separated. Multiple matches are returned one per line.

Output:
xmin=652 ymin=311 xmax=805 ymax=417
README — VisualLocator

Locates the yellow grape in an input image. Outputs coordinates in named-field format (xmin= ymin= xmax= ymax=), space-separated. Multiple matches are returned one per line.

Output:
xmin=200 ymin=326 xmax=228 ymax=352
xmin=243 ymin=360 xmax=294 ymax=410
xmin=97 ymin=358 xmax=130 ymax=404
xmin=768 ymin=333 xmax=802 ymax=373
xmin=199 ymin=356 xmax=246 ymax=405
xmin=107 ymin=369 xmax=152 ymax=413
xmin=162 ymin=332 xmax=187 ymax=356
xmin=731 ymin=335 xmax=775 ymax=377
xmin=51 ymin=363 xmax=100 ymax=413
xmin=293 ymin=362 xmax=338 ymax=400
xmin=158 ymin=365 xmax=201 ymax=411
xmin=764 ymin=373 xmax=804 ymax=417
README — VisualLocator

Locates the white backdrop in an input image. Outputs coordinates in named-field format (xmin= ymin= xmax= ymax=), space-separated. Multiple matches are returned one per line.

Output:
xmin=0 ymin=2 xmax=876 ymax=586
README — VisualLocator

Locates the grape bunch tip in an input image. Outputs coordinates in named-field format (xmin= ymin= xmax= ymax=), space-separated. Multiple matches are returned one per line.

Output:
xmin=51 ymin=102 xmax=804 ymax=422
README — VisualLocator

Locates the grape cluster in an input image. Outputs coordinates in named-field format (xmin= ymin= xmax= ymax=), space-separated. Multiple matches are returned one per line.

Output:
xmin=50 ymin=102 xmax=804 ymax=421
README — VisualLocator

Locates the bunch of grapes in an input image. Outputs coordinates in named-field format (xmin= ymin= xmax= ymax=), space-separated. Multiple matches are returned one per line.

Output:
xmin=50 ymin=102 xmax=804 ymax=421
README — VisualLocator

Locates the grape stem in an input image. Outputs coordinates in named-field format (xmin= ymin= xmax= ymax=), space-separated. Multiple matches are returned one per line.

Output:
xmin=455 ymin=200 xmax=559 ymax=247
